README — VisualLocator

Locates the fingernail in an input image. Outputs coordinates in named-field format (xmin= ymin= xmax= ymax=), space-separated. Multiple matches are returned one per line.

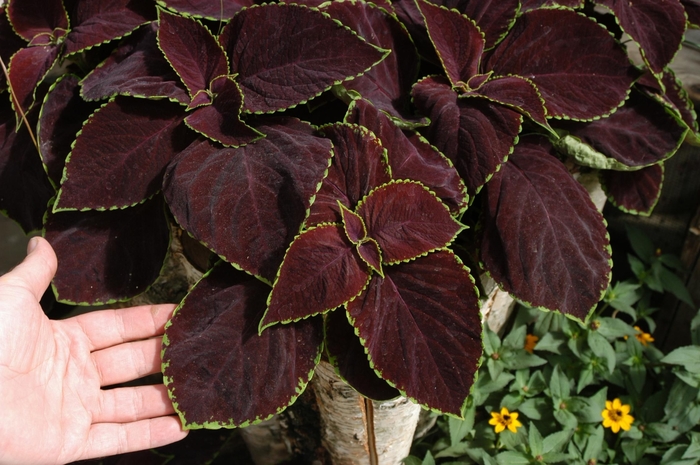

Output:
xmin=27 ymin=237 xmax=39 ymax=254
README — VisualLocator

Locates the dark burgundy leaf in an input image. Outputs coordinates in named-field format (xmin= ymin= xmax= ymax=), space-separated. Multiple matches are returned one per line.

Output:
xmin=357 ymin=238 xmax=383 ymax=276
xmin=521 ymin=0 xmax=583 ymax=11
xmin=325 ymin=309 xmax=400 ymax=401
xmin=595 ymin=0 xmax=686 ymax=75
xmin=412 ymin=75 xmax=522 ymax=196
xmin=683 ymin=0 xmax=700 ymax=26
xmin=322 ymin=0 xmax=420 ymax=121
xmin=306 ymin=123 xmax=391 ymax=227
xmin=358 ymin=180 xmax=463 ymax=264
xmin=164 ymin=117 xmax=332 ymax=281
xmin=434 ymin=0 xmax=520 ymax=49
xmin=45 ymin=197 xmax=170 ymax=304
xmin=347 ymin=251 xmax=481 ymax=415
xmin=340 ymin=203 xmax=366 ymax=244
xmin=7 ymin=0 xmax=68 ymax=41
xmin=157 ymin=9 xmax=228 ymax=97
xmin=7 ymin=45 xmax=61 ymax=115
xmin=468 ymin=75 xmax=548 ymax=127
xmin=485 ymin=8 xmax=637 ymax=120
xmin=555 ymin=91 xmax=686 ymax=169
xmin=645 ymin=69 xmax=700 ymax=134
xmin=601 ymin=163 xmax=664 ymax=216
xmin=162 ymin=262 xmax=323 ymax=428
xmin=56 ymin=98 xmax=188 ymax=210
xmin=346 ymin=98 xmax=467 ymax=215
xmin=38 ymin=74 xmax=100 ymax=186
xmin=418 ymin=0 xmax=483 ymax=89
xmin=158 ymin=0 xmax=253 ymax=21
xmin=221 ymin=3 xmax=388 ymax=113
xmin=184 ymin=76 xmax=262 ymax=147
xmin=0 ymin=97 xmax=54 ymax=233
xmin=392 ymin=0 xmax=440 ymax=65
xmin=80 ymin=22 xmax=190 ymax=104
xmin=0 ymin=8 xmax=25 ymax=93
xmin=262 ymin=224 xmax=371 ymax=330
xmin=62 ymin=0 xmax=156 ymax=56
xmin=480 ymin=136 xmax=611 ymax=321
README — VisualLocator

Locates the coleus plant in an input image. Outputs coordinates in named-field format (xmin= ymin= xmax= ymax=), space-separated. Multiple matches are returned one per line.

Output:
xmin=1 ymin=0 xmax=698 ymax=439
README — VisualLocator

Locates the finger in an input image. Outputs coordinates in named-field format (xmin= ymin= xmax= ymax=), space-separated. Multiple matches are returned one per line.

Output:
xmin=93 ymin=384 xmax=176 ymax=424
xmin=0 ymin=237 xmax=57 ymax=301
xmin=78 ymin=416 xmax=188 ymax=462
xmin=93 ymin=337 xmax=162 ymax=387
xmin=72 ymin=304 xmax=176 ymax=351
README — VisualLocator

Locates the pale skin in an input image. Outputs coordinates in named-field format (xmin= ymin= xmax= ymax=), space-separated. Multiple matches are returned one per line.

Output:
xmin=0 ymin=237 xmax=188 ymax=465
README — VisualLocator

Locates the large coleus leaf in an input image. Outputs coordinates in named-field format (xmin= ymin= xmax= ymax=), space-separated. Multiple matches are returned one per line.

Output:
xmin=480 ymin=136 xmax=611 ymax=321
xmin=164 ymin=117 xmax=333 ymax=281
xmin=356 ymin=180 xmax=464 ymax=264
xmin=324 ymin=309 xmax=400 ymax=401
xmin=38 ymin=74 xmax=100 ymax=187
xmin=601 ymin=163 xmax=664 ymax=216
xmin=322 ymin=0 xmax=420 ymax=122
xmin=0 ymin=7 xmax=25 ymax=93
xmin=305 ymin=123 xmax=391 ymax=227
xmin=7 ymin=45 xmax=62 ymax=116
xmin=261 ymin=223 xmax=371 ymax=330
xmin=157 ymin=0 xmax=253 ymax=21
xmin=61 ymin=0 xmax=156 ymax=56
xmin=162 ymin=262 xmax=323 ymax=428
xmin=219 ymin=3 xmax=389 ymax=113
xmin=484 ymin=8 xmax=637 ymax=120
xmin=521 ymin=0 xmax=583 ymax=11
xmin=80 ymin=22 xmax=190 ymax=104
xmin=55 ymin=97 xmax=189 ymax=211
xmin=345 ymin=98 xmax=467 ymax=215
xmin=0 ymin=93 xmax=54 ymax=233
xmin=594 ymin=0 xmax=686 ymax=76
xmin=466 ymin=75 xmax=548 ymax=128
xmin=432 ymin=0 xmax=519 ymax=49
xmin=412 ymin=75 xmax=522 ymax=196
xmin=637 ymin=69 xmax=699 ymax=136
xmin=44 ymin=197 xmax=170 ymax=304
xmin=347 ymin=250 xmax=482 ymax=416
xmin=554 ymin=90 xmax=687 ymax=170
xmin=7 ymin=0 xmax=69 ymax=42
xmin=418 ymin=0 xmax=484 ymax=90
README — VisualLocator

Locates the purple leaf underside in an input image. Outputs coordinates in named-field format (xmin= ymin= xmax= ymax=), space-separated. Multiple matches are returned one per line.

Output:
xmin=221 ymin=3 xmax=388 ymax=113
xmin=412 ymin=76 xmax=522 ymax=196
xmin=263 ymin=224 xmax=371 ymax=329
xmin=56 ymin=98 xmax=189 ymax=210
xmin=163 ymin=117 xmax=332 ymax=281
xmin=163 ymin=262 xmax=323 ymax=428
xmin=346 ymin=98 xmax=467 ymax=215
xmin=324 ymin=309 xmax=400 ymax=401
xmin=485 ymin=8 xmax=637 ymax=120
xmin=8 ymin=45 xmax=61 ymax=115
xmin=595 ymin=0 xmax=686 ymax=75
xmin=39 ymin=74 xmax=100 ymax=186
xmin=323 ymin=0 xmax=420 ymax=121
xmin=80 ymin=23 xmax=190 ymax=104
xmin=358 ymin=181 xmax=462 ymax=264
xmin=306 ymin=123 xmax=391 ymax=227
xmin=347 ymin=251 xmax=482 ymax=415
xmin=434 ymin=0 xmax=520 ymax=49
xmin=7 ymin=0 xmax=68 ymax=41
xmin=45 ymin=197 xmax=170 ymax=305
xmin=418 ymin=0 xmax=484 ymax=89
xmin=556 ymin=91 xmax=687 ymax=168
xmin=480 ymin=136 xmax=611 ymax=321
xmin=601 ymin=163 xmax=664 ymax=216
xmin=470 ymin=75 xmax=548 ymax=127
xmin=158 ymin=0 xmax=254 ymax=20
xmin=62 ymin=0 xmax=156 ymax=55
xmin=157 ymin=10 xmax=228 ymax=97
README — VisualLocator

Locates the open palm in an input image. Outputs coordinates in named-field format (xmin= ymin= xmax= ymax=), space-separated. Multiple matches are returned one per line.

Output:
xmin=0 ymin=238 xmax=187 ymax=465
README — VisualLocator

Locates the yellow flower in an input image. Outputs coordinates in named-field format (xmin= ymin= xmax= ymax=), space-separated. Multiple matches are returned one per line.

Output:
xmin=524 ymin=334 xmax=539 ymax=353
xmin=633 ymin=326 xmax=654 ymax=346
xmin=489 ymin=407 xmax=522 ymax=433
xmin=601 ymin=398 xmax=634 ymax=433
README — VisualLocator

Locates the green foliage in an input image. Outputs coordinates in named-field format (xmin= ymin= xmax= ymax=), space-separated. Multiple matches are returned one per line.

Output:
xmin=408 ymin=229 xmax=699 ymax=464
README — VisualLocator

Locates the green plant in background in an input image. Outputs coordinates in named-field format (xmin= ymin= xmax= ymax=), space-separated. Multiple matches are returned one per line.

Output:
xmin=406 ymin=228 xmax=700 ymax=465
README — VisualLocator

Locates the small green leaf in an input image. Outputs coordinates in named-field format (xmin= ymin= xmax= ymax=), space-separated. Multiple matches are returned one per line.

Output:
xmin=554 ymin=408 xmax=578 ymax=428
xmin=549 ymin=365 xmax=571 ymax=400
xmin=402 ymin=456 xmax=423 ymax=465
xmin=502 ymin=351 xmax=548 ymax=370
xmin=483 ymin=325 xmax=502 ymax=355
xmin=503 ymin=324 xmax=527 ymax=350
xmin=645 ymin=422 xmax=682 ymax=443
xmin=626 ymin=226 xmax=655 ymax=263
xmin=662 ymin=346 xmax=700 ymax=373
xmin=529 ymin=423 xmax=544 ymax=457
xmin=518 ymin=397 xmax=548 ymax=420
xmin=577 ymin=387 xmax=607 ymax=423
xmin=533 ymin=332 xmax=563 ymax=353
xmin=422 ymin=450 xmax=436 ymax=465
xmin=587 ymin=330 xmax=616 ymax=374
xmin=596 ymin=317 xmax=637 ymax=339
xmin=660 ymin=445 xmax=695 ymax=465
xmin=496 ymin=451 xmax=531 ymax=465
xmin=656 ymin=264 xmax=694 ymax=307
xmin=622 ymin=439 xmax=652 ymax=464
xmin=449 ymin=402 xmax=475 ymax=445
xmin=488 ymin=357 xmax=505 ymax=381
xmin=576 ymin=366 xmax=595 ymax=394
xmin=583 ymin=426 xmax=604 ymax=462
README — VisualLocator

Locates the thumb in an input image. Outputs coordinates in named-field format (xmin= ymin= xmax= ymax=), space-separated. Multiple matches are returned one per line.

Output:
xmin=0 ymin=237 xmax=58 ymax=301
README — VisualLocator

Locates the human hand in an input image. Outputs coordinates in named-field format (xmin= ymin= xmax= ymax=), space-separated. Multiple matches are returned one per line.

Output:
xmin=0 ymin=237 xmax=188 ymax=465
